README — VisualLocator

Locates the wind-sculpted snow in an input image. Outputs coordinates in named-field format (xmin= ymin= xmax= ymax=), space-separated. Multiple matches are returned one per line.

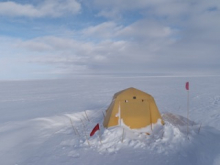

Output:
xmin=0 ymin=76 xmax=220 ymax=164
xmin=1 ymin=110 xmax=220 ymax=165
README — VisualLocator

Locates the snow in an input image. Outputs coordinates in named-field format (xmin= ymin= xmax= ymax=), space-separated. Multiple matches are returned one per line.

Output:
xmin=0 ymin=76 xmax=220 ymax=165
xmin=120 ymin=118 xmax=163 ymax=133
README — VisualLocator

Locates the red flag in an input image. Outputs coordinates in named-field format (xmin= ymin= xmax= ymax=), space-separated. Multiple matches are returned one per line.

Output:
xmin=185 ymin=82 xmax=189 ymax=90
xmin=90 ymin=123 xmax=100 ymax=136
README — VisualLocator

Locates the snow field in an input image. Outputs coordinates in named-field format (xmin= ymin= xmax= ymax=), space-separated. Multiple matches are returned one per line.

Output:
xmin=2 ymin=109 xmax=220 ymax=165
xmin=0 ymin=76 xmax=220 ymax=164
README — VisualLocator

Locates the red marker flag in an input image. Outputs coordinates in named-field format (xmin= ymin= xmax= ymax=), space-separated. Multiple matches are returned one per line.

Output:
xmin=185 ymin=82 xmax=189 ymax=90
xmin=90 ymin=123 xmax=100 ymax=136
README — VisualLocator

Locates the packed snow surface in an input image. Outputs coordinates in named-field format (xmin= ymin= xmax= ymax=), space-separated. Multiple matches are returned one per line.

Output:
xmin=0 ymin=76 xmax=220 ymax=165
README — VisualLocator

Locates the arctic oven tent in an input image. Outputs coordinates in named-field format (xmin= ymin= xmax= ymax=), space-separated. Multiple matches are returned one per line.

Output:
xmin=103 ymin=87 xmax=164 ymax=129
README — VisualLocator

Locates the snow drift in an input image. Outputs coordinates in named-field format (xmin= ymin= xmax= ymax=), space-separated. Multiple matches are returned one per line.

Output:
xmin=0 ymin=76 xmax=220 ymax=165
xmin=1 ymin=110 xmax=220 ymax=165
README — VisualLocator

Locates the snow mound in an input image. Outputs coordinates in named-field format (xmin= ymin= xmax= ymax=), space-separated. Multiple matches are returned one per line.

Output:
xmin=1 ymin=110 xmax=220 ymax=165
xmin=86 ymin=111 xmax=202 ymax=154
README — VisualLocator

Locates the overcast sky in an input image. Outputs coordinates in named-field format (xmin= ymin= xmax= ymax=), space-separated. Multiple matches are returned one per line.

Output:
xmin=0 ymin=0 xmax=220 ymax=79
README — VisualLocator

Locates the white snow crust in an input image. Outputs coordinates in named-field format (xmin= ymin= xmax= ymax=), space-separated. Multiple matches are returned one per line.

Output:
xmin=0 ymin=76 xmax=220 ymax=165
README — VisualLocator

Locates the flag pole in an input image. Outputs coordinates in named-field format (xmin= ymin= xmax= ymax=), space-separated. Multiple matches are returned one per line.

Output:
xmin=186 ymin=82 xmax=190 ymax=136
xmin=90 ymin=123 xmax=101 ymax=145
xmin=187 ymin=89 xmax=189 ymax=136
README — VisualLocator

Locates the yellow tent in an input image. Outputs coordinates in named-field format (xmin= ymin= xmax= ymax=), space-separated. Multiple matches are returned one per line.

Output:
xmin=103 ymin=87 xmax=164 ymax=129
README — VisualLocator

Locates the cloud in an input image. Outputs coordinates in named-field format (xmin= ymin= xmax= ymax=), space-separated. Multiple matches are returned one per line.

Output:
xmin=1 ymin=0 xmax=220 ymax=79
xmin=81 ymin=19 xmax=175 ymax=44
xmin=82 ymin=22 xmax=123 ymax=39
xmin=0 ymin=0 xmax=81 ymax=17
xmin=92 ymin=0 xmax=191 ymax=19
xmin=117 ymin=20 xmax=174 ymax=40
xmin=14 ymin=18 xmax=177 ymax=74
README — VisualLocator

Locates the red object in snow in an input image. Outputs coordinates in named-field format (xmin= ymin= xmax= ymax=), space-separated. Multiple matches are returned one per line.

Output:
xmin=90 ymin=123 xmax=100 ymax=136
xmin=186 ymin=82 xmax=189 ymax=90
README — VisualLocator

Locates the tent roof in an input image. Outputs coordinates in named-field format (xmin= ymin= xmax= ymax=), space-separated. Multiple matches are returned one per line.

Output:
xmin=113 ymin=87 xmax=153 ymax=100
xmin=103 ymin=87 xmax=164 ymax=129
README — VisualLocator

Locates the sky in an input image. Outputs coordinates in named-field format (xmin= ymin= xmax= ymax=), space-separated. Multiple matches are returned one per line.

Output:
xmin=0 ymin=0 xmax=220 ymax=80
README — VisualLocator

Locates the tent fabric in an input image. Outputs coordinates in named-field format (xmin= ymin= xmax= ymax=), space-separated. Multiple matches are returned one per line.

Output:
xmin=103 ymin=87 xmax=164 ymax=129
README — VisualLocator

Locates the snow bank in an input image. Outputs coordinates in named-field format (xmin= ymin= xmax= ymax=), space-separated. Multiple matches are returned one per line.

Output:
xmin=1 ymin=110 xmax=220 ymax=165
xmin=1 ymin=77 xmax=220 ymax=165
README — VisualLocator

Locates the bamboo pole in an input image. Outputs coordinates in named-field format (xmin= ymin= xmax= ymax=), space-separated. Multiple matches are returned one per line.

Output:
xmin=102 ymin=111 xmax=105 ymax=119
xmin=80 ymin=118 xmax=86 ymax=129
xmin=98 ymin=130 xmax=102 ymax=144
xmin=84 ymin=129 xmax=90 ymax=146
xmin=80 ymin=118 xmax=90 ymax=146
xmin=69 ymin=118 xmax=80 ymax=136
xmin=84 ymin=110 xmax=90 ymax=122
